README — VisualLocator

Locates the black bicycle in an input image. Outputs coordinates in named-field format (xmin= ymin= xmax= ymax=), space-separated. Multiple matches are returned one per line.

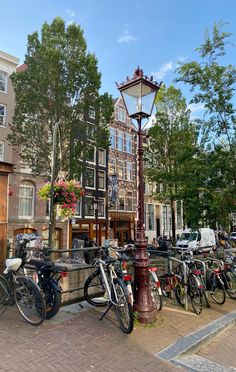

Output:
xmin=0 ymin=257 xmax=46 ymax=325
xmin=15 ymin=236 xmax=67 ymax=319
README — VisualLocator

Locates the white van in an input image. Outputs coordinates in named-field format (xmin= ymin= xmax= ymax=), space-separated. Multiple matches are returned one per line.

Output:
xmin=176 ymin=228 xmax=216 ymax=253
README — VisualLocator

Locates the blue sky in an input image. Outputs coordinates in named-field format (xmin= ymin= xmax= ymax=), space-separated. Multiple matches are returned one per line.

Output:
xmin=2 ymin=0 xmax=236 ymax=115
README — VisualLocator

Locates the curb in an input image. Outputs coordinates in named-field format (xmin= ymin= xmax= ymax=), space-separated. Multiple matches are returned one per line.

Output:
xmin=156 ymin=310 xmax=236 ymax=362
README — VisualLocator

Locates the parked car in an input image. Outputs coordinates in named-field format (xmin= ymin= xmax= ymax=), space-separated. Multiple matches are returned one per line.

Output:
xmin=229 ymin=232 xmax=236 ymax=241
xmin=176 ymin=228 xmax=216 ymax=254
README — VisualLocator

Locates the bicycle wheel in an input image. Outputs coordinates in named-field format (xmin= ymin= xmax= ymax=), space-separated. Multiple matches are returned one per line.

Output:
xmin=175 ymin=283 xmax=185 ymax=307
xmin=40 ymin=279 xmax=61 ymax=319
xmin=112 ymin=277 xmax=133 ymax=334
xmin=209 ymin=275 xmax=226 ymax=305
xmin=224 ymin=270 xmax=236 ymax=300
xmin=84 ymin=269 xmax=109 ymax=307
xmin=150 ymin=274 xmax=162 ymax=311
xmin=0 ymin=274 xmax=15 ymax=305
xmin=159 ymin=275 xmax=171 ymax=298
xmin=14 ymin=276 xmax=46 ymax=325
xmin=188 ymin=274 xmax=203 ymax=315
xmin=0 ymin=276 xmax=10 ymax=314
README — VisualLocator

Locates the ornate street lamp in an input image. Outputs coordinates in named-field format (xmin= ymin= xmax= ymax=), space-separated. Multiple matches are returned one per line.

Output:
xmin=117 ymin=67 xmax=162 ymax=323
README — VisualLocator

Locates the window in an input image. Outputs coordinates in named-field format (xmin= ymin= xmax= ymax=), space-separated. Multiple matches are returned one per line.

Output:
xmin=117 ymin=131 xmax=123 ymax=151
xmin=84 ymin=196 xmax=95 ymax=216
xmin=98 ymin=170 xmax=106 ymax=190
xmin=162 ymin=206 xmax=168 ymax=231
xmin=86 ymin=123 xmax=95 ymax=139
xmin=110 ymin=128 xmax=115 ymax=149
xmin=19 ymin=184 xmax=35 ymax=218
xmin=98 ymin=149 xmax=106 ymax=166
xmin=126 ymin=193 xmax=133 ymax=211
xmin=86 ymin=146 xmax=95 ymax=163
xmin=85 ymin=168 xmax=95 ymax=188
xmin=126 ymin=162 xmax=132 ymax=181
xmin=117 ymin=160 xmax=125 ymax=179
xmin=117 ymin=108 xmax=126 ymax=123
xmin=109 ymin=158 xmax=116 ymax=175
xmin=148 ymin=204 xmax=154 ymax=231
xmin=98 ymin=198 xmax=105 ymax=217
xmin=75 ymin=201 xmax=81 ymax=216
xmin=0 ymin=105 xmax=6 ymax=126
xmin=119 ymin=197 xmax=125 ymax=211
xmin=125 ymin=134 xmax=132 ymax=154
xmin=88 ymin=106 xmax=95 ymax=119
xmin=0 ymin=141 xmax=4 ymax=161
xmin=0 ymin=71 xmax=7 ymax=92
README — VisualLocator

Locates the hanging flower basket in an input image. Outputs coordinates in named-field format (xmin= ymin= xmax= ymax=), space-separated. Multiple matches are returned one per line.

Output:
xmin=38 ymin=180 xmax=84 ymax=218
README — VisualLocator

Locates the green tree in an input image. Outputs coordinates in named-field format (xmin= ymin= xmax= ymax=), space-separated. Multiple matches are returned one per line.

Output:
xmin=176 ymin=21 xmax=236 ymax=231
xmin=144 ymin=85 xmax=198 ymax=243
xmin=8 ymin=17 xmax=113 ymax=178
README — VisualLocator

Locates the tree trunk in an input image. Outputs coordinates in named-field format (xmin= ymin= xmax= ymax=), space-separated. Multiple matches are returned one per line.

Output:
xmin=171 ymin=197 xmax=176 ymax=246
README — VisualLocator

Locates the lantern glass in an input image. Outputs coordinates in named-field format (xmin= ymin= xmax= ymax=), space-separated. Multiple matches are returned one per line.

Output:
xmin=121 ymin=81 xmax=157 ymax=118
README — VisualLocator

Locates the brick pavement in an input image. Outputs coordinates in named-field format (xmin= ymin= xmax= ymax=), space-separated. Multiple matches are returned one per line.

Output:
xmin=0 ymin=296 xmax=236 ymax=372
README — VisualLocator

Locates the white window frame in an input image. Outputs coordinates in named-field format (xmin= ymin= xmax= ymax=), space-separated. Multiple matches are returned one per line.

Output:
xmin=85 ymin=167 xmax=95 ymax=189
xmin=0 ymin=141 xmax=4 ymax=161
xmin=98 ymin=170 xmax=106 ymax=190
xmin=125 ymin=134 xmax=132 ymax=154
xmin=98 ymin=148 xmax=106 ymax=166
xmin=84 ymin=196 xmax=95 ymax=217
xmin=86 ymin=145 xmax=96 ymax=164
xmin=97 ymin=198 xmax=105 ymax=218
xmin=88 ymin=106 xmax=95 ymax=119
xmin=0 ymin=104 xmax=6 ymax=127
xmin=117 ymin=108 xmax=126 ymax=123
xmin=0 ymin=71 xmax=7 ymax=93
xmin=75 ymin=200 xmax=81 ymax=217
xmin=126 ymin=162 xmax=132 ymax=181
xmin=18 ymin=184 xmax=35 ymax=219
xmin=86 ymin=122 xmax=95 ymax=139
xmin=110 ymin=128 xmax=115 ymax=149
xmin=117 ymin=130 xmax=124 ymax=151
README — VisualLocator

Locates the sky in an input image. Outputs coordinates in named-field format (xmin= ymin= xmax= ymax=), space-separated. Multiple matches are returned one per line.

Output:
xmin=2 ymin=0 xmax=236 ymax=117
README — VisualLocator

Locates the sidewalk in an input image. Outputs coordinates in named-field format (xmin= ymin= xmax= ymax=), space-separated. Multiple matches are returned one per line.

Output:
xmin=0 ymin=296 xmax=236 ymax=371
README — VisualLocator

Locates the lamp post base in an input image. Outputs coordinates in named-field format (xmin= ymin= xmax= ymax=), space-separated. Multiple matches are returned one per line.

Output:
xmin=133 ymin=237 xmax=157 ymax=324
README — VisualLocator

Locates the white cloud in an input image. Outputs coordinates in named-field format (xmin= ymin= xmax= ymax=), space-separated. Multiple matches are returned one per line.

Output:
xmin=188 ymin=103 xmax=205 ymax=113
xmin=118 ymin=28 xmax=138 ymax=43
xmin=152 ymin=62 xmax=173 ymax=80
xmin=67 ymin=9 xmax=76 ymax=18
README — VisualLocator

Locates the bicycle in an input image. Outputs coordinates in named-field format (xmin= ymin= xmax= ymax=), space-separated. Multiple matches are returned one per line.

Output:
xmin=205 ymin=258 xmax=226 ymax=305
xmin=15 ymin=236 xmax=67 ymax=319
xmin=0 ymin=257 xmax=46 ymax=325
xmin=84 ymin=253 xmax=134 ymax=334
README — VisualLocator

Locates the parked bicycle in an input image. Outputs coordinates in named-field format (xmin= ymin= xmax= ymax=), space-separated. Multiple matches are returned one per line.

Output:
xmin=15 ymin=235 xmax=67 ymax=319
xmin=205 ymin=258 xmax=226 ymax=305
xmin=0 ymin=257 xmax=46 ymax=325
xmin=84 ymin=250 xmax=134 ymax=334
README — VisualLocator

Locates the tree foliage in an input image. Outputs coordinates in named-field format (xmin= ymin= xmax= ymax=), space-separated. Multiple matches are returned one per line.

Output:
xmin=9 ymin=17 xmax=113 ymax=178
xmin=175 ymin=21 xmax=236 ymax=230
xmin=144 ymin=85 xmax=198 ymax=239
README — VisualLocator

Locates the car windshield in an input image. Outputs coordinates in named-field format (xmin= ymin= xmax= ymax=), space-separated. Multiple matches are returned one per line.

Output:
xmin=230 ymin=233 xmax=236 ymax=237
xmin=180 ymin=233 xmax=198 ymax=241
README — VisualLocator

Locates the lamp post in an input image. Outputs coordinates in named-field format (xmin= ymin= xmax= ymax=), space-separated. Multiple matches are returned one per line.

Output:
xmin=117 ymin=67 xmax=161 ymax=323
